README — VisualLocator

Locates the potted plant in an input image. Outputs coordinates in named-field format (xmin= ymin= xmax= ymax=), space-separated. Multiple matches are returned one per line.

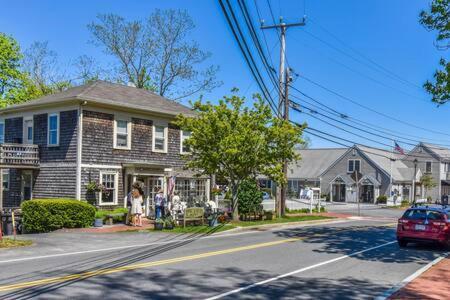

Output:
xmin=154 ymin=218 xmax=164 ymax=230
xmin=94 ymin=211 xmax=104 ymax=227
xmin=164 ymin=216 xmax=175 ymax=230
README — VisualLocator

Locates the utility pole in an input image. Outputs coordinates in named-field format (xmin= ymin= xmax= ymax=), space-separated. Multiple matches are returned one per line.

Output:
xmin=261 ymin=17 xmax=305 ymax=218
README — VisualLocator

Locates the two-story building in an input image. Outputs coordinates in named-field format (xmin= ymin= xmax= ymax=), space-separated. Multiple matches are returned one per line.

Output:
xmin=0 ymin=80 xmax=209 ymax=210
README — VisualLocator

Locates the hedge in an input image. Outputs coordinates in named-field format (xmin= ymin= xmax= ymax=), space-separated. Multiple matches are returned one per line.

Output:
xmin=21 ymin=199 xmax=96 ymax=233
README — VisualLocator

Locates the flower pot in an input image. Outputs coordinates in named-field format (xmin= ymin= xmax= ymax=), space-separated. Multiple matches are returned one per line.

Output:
xmin=94 ymin=218 xmax=103 ymax=227
xmin=154 ymin=222 xmax=164 ymax=230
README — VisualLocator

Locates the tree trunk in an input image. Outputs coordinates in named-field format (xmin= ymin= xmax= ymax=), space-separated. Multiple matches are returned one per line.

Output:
xmin=231 ymin=182 xmax=240 ymax=222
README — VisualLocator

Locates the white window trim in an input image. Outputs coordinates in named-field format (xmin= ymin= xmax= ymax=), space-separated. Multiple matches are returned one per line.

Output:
xmin=348 ymin=159 xmax=361 ymax=173
xmin=47 ymin=112 xmax=60 ymax=147
xmin=23 ymin=116 xmax=34 ymax=144
xmin=98 ymin=171 xmax=119 ymax=206
xmin=425 ymin=161 xmax=432 ymax=173
xmin=152 ymin=124 xmax=168 ymax=153
xmin=113 ymin=116 xmax=132 ymax=150
xmin=180 ymin=130 xmax=191 ymax=154
xmin=2 ymin=169 xmax=9 ymax=191
xmin=0 ymin=119 xmax=4 ymax=144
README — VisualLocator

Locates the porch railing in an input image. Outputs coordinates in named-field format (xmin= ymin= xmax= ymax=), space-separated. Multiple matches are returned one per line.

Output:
xmin=0 ymin=143 xmax=40 ymax=168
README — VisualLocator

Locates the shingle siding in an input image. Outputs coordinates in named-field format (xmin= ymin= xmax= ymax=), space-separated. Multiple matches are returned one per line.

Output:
xmin=82 ymin=110 xmax=185 ymax=168
xmin=5 ymin=117 xmax=23 ymax=143
xmin=80 ymin=167 xmax=124 ymax=208
xmin=32 ymin=165 xmax=77 ymax=199
xmin=34 ymin=110 xmax=78 ymax=163
xmin=321 ymin=149 xmax=390 ymax=199
xmin=3 ymin=169 xmax=21 ymax=207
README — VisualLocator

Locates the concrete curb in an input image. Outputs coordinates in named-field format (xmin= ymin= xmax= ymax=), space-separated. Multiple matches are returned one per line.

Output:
xmin=375 ymin=252 xmax=450 ymax=300
xmin=218 ymin=217 xmax=348 ymax=235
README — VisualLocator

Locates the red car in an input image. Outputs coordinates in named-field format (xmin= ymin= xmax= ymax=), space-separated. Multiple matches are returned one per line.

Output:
xmin=397 ymin=206 xmax=450 ymax=248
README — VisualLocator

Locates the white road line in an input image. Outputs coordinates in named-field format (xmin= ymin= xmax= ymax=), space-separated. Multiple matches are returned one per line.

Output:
xmin=375 ymin=252 xmax=449 ymax=300
xmin=205 ymin=241 xmax=397 ymax=300
xmin=0 ymin=219 xmax=352 ymax=264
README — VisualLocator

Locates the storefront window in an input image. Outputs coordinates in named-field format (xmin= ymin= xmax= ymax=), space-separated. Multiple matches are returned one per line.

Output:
xmin=175 ymin=178 xmax=207 ymax=204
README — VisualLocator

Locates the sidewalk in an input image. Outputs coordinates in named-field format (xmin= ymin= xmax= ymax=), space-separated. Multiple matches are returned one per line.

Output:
xmin=389 ymin=256 xmax=450 ymax=300
xmin=56 ymin=218 xmax=154 ymax=233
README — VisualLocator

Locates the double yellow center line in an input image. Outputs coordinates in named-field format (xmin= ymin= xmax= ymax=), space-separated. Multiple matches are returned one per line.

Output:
xmin=0 ymin=238 xmax=300 ymax=292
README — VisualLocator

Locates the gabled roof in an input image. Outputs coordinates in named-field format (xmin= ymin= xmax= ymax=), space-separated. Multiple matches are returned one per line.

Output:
xmin=356 ymin=145 xmax=410 ymax=181
xmin=288 ymin=148 xmax=348 ymax=179
xmin=420 ymin=143 xmax=450 ymax=160
xmin=0 ymin=80 xmax=195 ymax=117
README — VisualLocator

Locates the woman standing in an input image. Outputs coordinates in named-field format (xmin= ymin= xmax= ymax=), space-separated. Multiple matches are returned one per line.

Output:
xmin=154 ymin=188 xmax=165 ymax=219
xmin=131 ymin=187 xmax=144 ymax=227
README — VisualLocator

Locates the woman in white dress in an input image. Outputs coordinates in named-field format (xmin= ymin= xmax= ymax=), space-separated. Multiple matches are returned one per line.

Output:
xmin=131 ymin=187 xmax=144 ymax=227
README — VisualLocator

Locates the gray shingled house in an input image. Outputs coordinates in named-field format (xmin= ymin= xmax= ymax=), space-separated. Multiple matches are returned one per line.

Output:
xmin=274 ymin=143 xmax=447 ymax=203
xmin=0 ymin=80 xmax=210 ymax=209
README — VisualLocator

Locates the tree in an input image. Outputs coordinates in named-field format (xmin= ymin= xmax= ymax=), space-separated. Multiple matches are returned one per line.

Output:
xmin=420 ymin=174 xmax=437 ymax=199
xmin=23 ymin=41 xmax=71 ymax=95
xmin=420 ymin=0 xmax=450 ymax=104
xmin=174 ymin=92 xmax=306 ymax=221
xmin=0 ymin=33 xmax=25 ymax=101
xmin=88 ymin=10 xmax=221 ymax=100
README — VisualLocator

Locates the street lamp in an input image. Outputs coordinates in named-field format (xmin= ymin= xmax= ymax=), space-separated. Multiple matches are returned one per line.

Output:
xmin=413 ymin=158 xmax=418 ymax=204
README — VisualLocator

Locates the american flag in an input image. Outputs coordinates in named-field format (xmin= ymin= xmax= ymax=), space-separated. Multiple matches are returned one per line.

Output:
xmin=168 ymin=176 xmax=176 ymax=196
xmin=394 ymin=141 xmax=405 ymax=155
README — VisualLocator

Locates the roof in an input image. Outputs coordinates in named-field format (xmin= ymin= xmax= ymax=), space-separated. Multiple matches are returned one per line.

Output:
xmin=0 ymin=80 xmax=195 ymax=117
xmin=330 ymin=174 xmax=355 ymax=185
xmin=421 ymin=143 xmax=450 ymax=160
xmin=356 ymin=145 xmax=411 ymax=181
xmin=288 ymin=148 xmax=347 ymax=179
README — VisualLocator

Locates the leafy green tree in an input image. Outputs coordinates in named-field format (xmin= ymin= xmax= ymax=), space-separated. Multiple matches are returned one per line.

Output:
xmin=174 ymin=92 xmax=305 ymax=220
xmin=0 ymin=33 xmax=26 ymax=103
xmin=420 ymin=0 xmax=449 ymax=104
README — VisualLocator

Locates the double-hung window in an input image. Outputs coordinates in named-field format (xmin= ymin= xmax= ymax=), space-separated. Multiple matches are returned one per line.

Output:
xmin=114 ymin=118 xmax=131 ymax=149
xmin=153 ymin=125 xmax=167 ymax=152
xmin=24 ymin=117 xmax=33 ymax=144
xmin=426 ymin=161 xmax=432 ymax=173
xmin=180 ymin=130 xmax=191 ymax=154
xmin=2 ymin=169 xmax=9 ymax=190
xmin=348 ymin=159 xmax=361 ymax=173
xmin=100 ymin=172 xmax=118 ymax=205
xmin=0 ymin=121 xmax=4 ymax=144
xmin=48 ymin=113 xmax=59 ymax=146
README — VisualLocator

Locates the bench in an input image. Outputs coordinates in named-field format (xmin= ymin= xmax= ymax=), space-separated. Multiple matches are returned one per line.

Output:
xmin=105 ymin=213 xmax=127 ymax=225
xmin=183 ymin=207 xmax=205 ymax=228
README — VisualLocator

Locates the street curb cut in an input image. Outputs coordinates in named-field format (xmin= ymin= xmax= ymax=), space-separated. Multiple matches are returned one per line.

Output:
xmin=375 ymin=252 xmax=449 ymax=300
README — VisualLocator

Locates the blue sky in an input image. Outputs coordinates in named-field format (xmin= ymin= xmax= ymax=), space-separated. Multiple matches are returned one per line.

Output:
xmin=1 ymin=0 xmax=448 ymax=149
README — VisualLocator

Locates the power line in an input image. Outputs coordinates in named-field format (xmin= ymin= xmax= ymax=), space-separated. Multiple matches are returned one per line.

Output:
xmin=308 ymin=18 xmax=422 ymax=90
xmin=298 ymin=75 xmax=450 ymax=138
xmin=290 ymin=35 xmax=429 ymax=104
xmin=289 ymin=86 xmax=450 ymax=145
xmin=219 ymin=0 xmax=278 ymax=114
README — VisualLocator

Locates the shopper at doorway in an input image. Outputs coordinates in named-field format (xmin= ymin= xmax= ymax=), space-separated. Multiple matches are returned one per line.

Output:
xmin=131 ymin=186 xmax=144 ymax=227
xmin=155 ymin=189 xmax=165 ymax=219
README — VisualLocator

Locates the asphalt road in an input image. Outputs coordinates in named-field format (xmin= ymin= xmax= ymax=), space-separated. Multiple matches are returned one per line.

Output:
xmin=0 ymin=218 xmax=446 ymax=300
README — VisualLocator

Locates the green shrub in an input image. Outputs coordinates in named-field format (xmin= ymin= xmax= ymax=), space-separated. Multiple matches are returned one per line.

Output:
xmin=376 ymin=195 xmax=387 ymax=204
xmin=238 ymin=179 xmax=263 ymax=215
xmin=22 ymin=199 xmax=96 ymax=233
xmin=401 ymin=200 xmax=410 ymax=207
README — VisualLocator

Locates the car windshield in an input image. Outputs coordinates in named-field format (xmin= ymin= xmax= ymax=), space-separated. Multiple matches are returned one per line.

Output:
xmin=402 ymin=209 xmax=444 ymax=220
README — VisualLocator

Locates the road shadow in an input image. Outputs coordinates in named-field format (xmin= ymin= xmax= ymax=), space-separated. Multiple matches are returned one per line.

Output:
xmin=0 ymin=267 xmax=391 ymax=299
xmin=273 ymin=224 xmax=446 ymax=264
xmin=0 ymin=225 xmax=228 ymax=299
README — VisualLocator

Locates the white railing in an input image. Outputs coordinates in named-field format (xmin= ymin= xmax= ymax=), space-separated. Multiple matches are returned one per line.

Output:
xmin=0 ymin=143 xmax=39 ymax=167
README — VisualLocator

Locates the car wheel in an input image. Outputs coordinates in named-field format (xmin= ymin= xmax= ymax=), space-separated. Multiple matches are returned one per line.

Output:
xmin=397 ymin=239 xmax=408 ymax=248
